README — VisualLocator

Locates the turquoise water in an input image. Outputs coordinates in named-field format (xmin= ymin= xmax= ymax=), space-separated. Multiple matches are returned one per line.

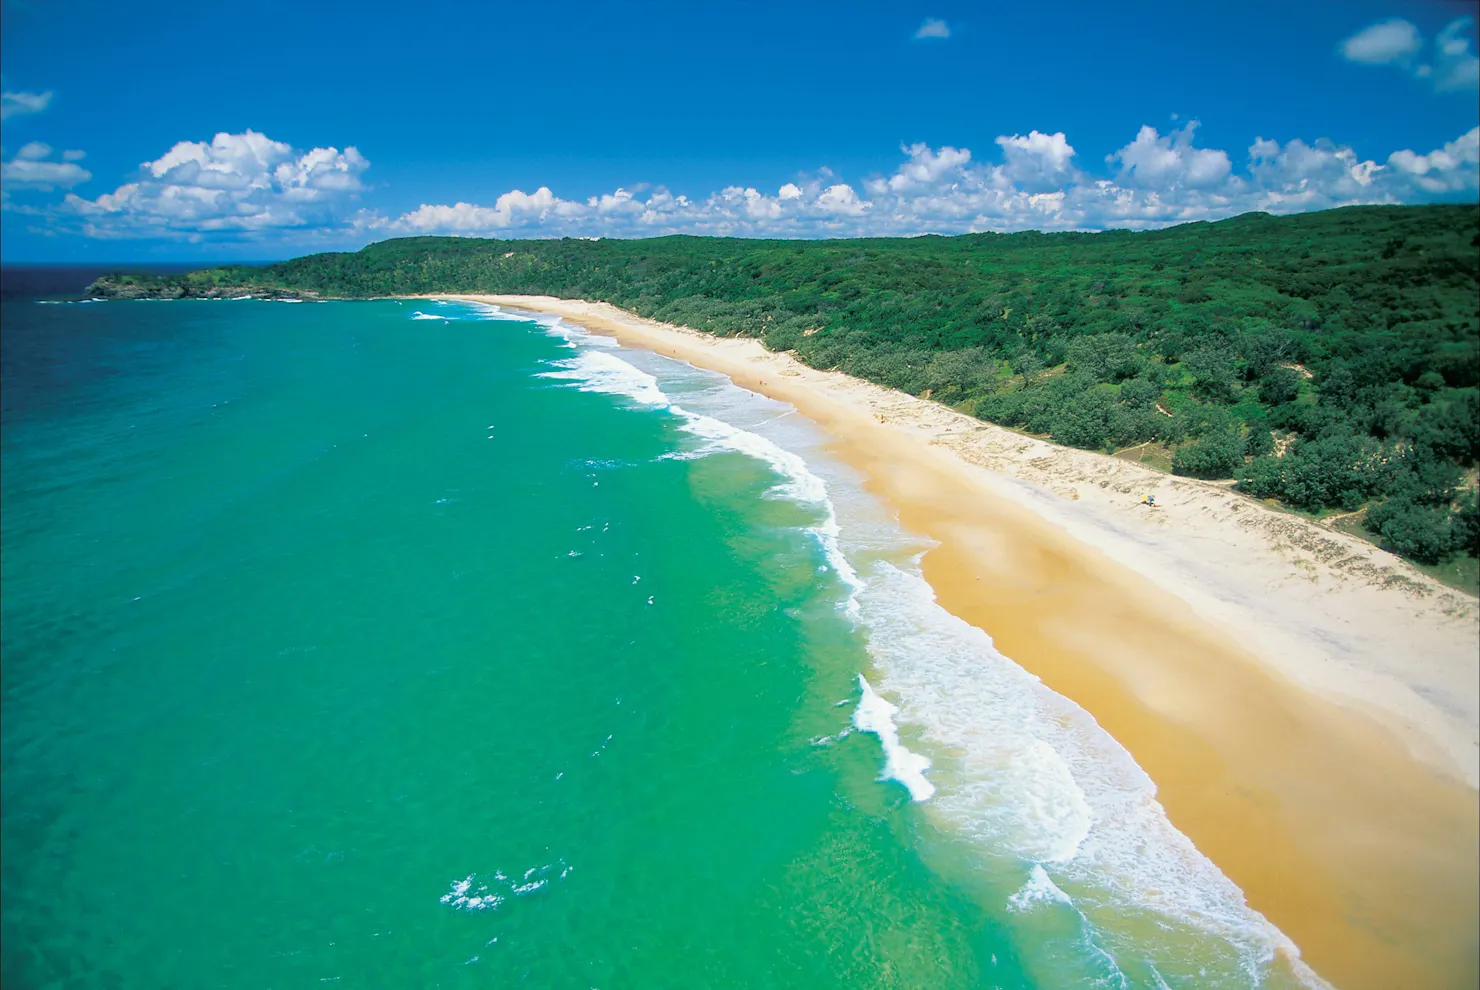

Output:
xmin=2 ymin=298 xmax=1320 ymax=988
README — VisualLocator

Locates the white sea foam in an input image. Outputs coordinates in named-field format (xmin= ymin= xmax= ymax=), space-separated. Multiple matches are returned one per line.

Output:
xmin=852 ymin=675 xmax=935 ymax=801
xmin=1008 ymin=863 xmax=1074 ymax=912
xmin=535 ymin=339 xmax=862 ymax=615
xmin=855 ymin=562 xmax=1092 ymax=862
xmin=672 ymin=409 xmax=863 ymax=612
xmin=440 ymin=860 xmax=569 ymax=912
xmin=463 ymin=302 xmax=532 ymax=323
xmin=538 ymin=350 xmax=668 ymax=407
xmin=466 ymin=300 xmax=620 ymax=344
xmin=851 ymin=559 xmax=1330 ymax=987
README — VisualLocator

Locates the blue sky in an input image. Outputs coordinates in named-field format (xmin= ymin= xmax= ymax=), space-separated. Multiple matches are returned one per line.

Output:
xmin=1 ymin=0 xmax=1476 ymax=260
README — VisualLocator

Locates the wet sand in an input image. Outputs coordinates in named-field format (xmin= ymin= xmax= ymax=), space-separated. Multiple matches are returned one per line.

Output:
xmin=450 ymin=294 xmax=1480 ymax=989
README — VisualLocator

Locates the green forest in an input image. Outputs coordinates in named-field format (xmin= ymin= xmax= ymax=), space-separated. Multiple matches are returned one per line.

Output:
xmin=91 ymin=205 xmax=1480 ymax=578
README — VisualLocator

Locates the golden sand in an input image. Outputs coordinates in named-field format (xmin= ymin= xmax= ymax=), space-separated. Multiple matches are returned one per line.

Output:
xmin=834 ymin=424 xmax=1479 ymax=990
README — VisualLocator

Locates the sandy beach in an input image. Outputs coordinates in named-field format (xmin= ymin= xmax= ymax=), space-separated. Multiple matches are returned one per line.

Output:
xmin=450 ymin=294 xmax=1478 ymax=989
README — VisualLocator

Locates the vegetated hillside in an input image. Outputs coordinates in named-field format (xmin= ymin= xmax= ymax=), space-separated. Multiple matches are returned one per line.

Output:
xmin=91 ymin=205 xmax=1480 ymax=572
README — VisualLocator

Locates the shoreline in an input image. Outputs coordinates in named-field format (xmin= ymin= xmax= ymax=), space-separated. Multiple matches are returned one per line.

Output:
xmin=450 ymin=294 xmax=1478 ymax=989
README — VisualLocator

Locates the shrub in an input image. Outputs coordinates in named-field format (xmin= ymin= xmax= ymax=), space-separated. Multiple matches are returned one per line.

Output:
xmin=1172 ymin=428 xmax=1245 ymax=478
xmin=1237 ymin=456 xmax=1285 ymax=498
xmin=1452 ymin=494 xmax=1480 ymax=557
xmin=1066 ymin=333 xmax=1142 ymax=383
xmin=1182 ymin=345 xmax=1239 ymax=402
xmin=1258 ymin=366 xmax=1302 ymax=405
xmin=1050 ymin=388 xmax=1116 ymax=450
xmin=1365 ymin=497 xmax=1456 ymax=565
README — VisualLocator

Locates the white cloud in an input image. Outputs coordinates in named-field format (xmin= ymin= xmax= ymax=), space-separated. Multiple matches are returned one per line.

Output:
xmin=1 ymin=142 xmax=91 ymax=191
xmin=1340 ymin=16 xmax=1479 ymax=92
xmin=914 ymin=18 xmax=950 ymax=40
xmin=396 ymin=187 xmax=575 ymax=232
xmin=995 ymin=130 xmax=1077 ymax=190
xmin=62 ymin=149 xmax=86 ymax=161
xmin=60 ymin=129 xmax=369 ymax=238
xmin=1246 ymin=135 xmax=1385 ymax=212
xmin=1386 ymin=126 xmax=1480 ymax=192
xmin=12 ymin=120 xmax=1477 ymax=244
xmin=878 ymin=142 xmax=971 ymax=192
xmin=1434 ymin=18 xmax=1480 ymax=91
xmin=1340 ymin=18 xmax=1422 ymax=65
xmin=815 ymin=183 xmax=869 ymax=216
xmin=0 ymin=89 xmax=52 ymax=120
xmin=361 ymin=121 xmax=1473 ymax=241
xmin=1108 ymin=122 xmax=1232 ymax=190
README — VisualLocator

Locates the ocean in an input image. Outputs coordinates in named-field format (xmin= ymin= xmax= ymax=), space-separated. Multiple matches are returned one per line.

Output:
xmin=1 ymin=295 xmax=1323 ymax=988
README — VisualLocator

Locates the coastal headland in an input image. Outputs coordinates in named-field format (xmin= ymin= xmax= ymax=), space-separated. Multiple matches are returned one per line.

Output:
xmin=452 ymin=294 xmax=1480 ymax=990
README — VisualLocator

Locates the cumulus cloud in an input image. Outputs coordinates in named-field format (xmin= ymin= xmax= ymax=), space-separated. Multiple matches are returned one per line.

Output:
xmin=396 ymin=187 xmax=580 ymax=232
xmin=1340 ymin=18 xmax=1422 ymax=65
xmin=1109 ymin=122 xmax=1232 ymax=190
xmin=1340 ymin=16 xmax=1480 ymax=91
xmin=366 ymin=122 xmax=1476 ymax=240
xmin=1386 ymin=126 xmax=1480 ymax=193
xmin=914 ymin=18 xmax=950 ymax=40
xmin=816 ymin=183 xmax=869 ymax=215
xmin=59 ymin=130 xmax=368 ymax=239
xmin=874 ymin=143 xmax=971 ymax=192
xmin=1 ymin=141 xmax=92 ymax=191
xmin=995 ymin=130 xmax=1077 ymax=190
xmin=0 ymin=89 xmax=52 ymax=120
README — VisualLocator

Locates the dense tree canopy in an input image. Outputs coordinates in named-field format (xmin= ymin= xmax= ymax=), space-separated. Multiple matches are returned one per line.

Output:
xmin=91 ymin=204 xmax=1480 ymax=571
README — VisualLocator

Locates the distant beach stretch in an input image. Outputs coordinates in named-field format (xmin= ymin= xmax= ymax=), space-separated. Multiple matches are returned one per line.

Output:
xmin=452 ymin=293 xmax=1480 ymax=990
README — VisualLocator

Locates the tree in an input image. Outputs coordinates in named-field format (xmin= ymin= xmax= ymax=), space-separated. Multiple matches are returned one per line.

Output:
xmin=1387 ymin=444 xmax=1464 ymax=506
xmin=1119 ymin=375 xmax=1163 ymax=408
xmin=1452 ymin=493 xmax=1480 ymax=557
xmin=1108 ymin=405 xmax=1160 ymax=447
xmin=1258 ymin=366 xmax=1302 ymax=405
xmin=1318 ymin=359 xmax=1357 ymax=409
xmin=1066 ymin=333 xmax=1141 ymax=383
xmin=1182 ymin=345 xmax=1238 ymax=402
xmin=1237 ymin=456 xmax=1285 ymax=499
xmin=1365 ymin=497 xmax=1456 ymax=565
xmin=1242 ymin=407 xmax=1276 ymax=457
xmin=1409 ymin=389 xmax=1480 ymax=464
xmin=1239 ymin=325 xmax=1295 ymax=379
xmin=1173 ymin=427 xmax=1245 ymax=478
xmin=1050 ymin=386 xmax=1116 ymax=450
xmin=922 ymin=347 xmax=999 ymax=400
xmin=1009 ymin=349 xmax=1044 ymax=382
